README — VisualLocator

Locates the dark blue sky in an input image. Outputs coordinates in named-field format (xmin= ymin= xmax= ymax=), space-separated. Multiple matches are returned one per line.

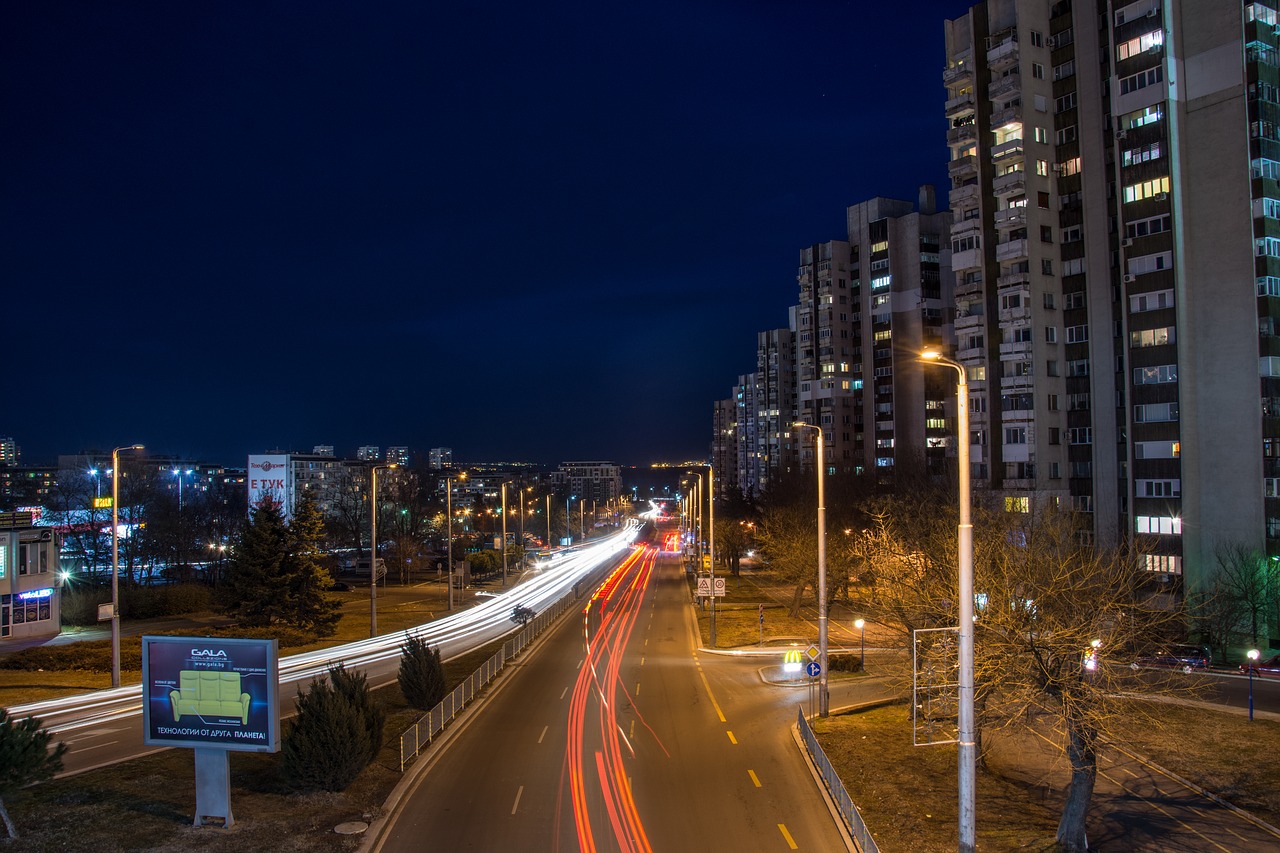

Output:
xmin=3 ymin=0 xmax=973 ymax=467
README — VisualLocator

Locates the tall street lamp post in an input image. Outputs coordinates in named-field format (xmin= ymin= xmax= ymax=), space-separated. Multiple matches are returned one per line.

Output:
xmin=447 ymin=472 xmax=466 ymax=611
xmin=111 ymin=443 xmax=144 ymax=689
xmin=792 ymin=423 xmax=828 ymax=716
xmin=922 ymin=348 xmax=976 ymax=853
xmin=1248 ymin=649 xmax=1261 ymax=721
xmin=500 ymin=482 xmax=510 ymax=587
xmin=370 ymin=464 xmax=397 ymax=638
xmin=855 ymin=618 xmax=866 ymax=671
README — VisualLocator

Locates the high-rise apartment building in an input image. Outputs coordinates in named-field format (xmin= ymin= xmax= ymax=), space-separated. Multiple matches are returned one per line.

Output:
xmin=356 ymin=446 xmax=381 ymax=462
xmin=944 ymin=0 xmax=1276 ymax=593
xmin=753 ymin=326 xmax=797 ymax=495
xmin=429 ymin=448 xmax=453 ymax=470
xmin=386 ymin=446 xmax=410 ymax=466
xmin=793 ymin=189 xmax=952 ymax=485
xmin=0 ymin=438 xmax=17 ymax=466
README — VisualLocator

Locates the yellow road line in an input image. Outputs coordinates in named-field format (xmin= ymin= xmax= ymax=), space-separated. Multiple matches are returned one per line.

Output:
xmin=697 ymin=668 xmax=727 ymax=722
xmin=748 ymin=769 xmax=762 ymax=787
xmin=727 ymin=731 xmax=737 ymax=744
xmin=778 ymin=823 xmax=798 ymax=849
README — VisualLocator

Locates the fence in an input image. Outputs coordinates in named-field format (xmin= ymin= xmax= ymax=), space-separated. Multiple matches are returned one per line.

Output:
xmin=398 ymin=558 xmax=617 ymax=771
xmin=796 ymin=707 xmax=880 ymax=853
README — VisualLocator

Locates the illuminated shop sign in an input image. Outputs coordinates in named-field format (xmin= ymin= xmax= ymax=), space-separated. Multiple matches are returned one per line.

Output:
xmin=17 ymin=588 xmax=53 ymax=600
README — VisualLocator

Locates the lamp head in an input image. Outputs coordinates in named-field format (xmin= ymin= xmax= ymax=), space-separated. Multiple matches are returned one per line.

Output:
xmin=921 ymin=349 xmax=942 ymax=360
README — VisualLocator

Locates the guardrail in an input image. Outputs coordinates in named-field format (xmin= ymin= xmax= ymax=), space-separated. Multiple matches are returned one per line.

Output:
xmin=796 ymin=707 xmax=880 ymax=853
xmin=397 ymin=555 xmax=621 ymax=771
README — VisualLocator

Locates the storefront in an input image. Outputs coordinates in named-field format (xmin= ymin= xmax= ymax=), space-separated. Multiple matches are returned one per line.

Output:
xmin=0 ymin=511 xmax=61 ymax=642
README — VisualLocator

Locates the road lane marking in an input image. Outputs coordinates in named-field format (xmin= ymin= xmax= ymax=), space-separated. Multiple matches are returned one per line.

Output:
xmin=511 ymin=785 xmax=524 ymax=815
xmin=749 ymin=769 xmax=762 ymax=787
xmin=778 ymin=823 xmax=798 ymax=849
xmin=727 ymin=731 xmax=737 ymax=745
xmin=63 ymin=740 xmax=118 ymax=753
xmin=636 ymin=682 xmax=641 ymax=695
xmin=641 ymin=656 xmax=645 ymax=666
xmin=697 ymin=668 xmax=727 ymax=722
xmin=630 ymin=719 xmax=636 ymax=739
xmin=560 ymin=686 xmax=570 ymax=700
xmin=538 ymin=725 xmax=548 ymax=744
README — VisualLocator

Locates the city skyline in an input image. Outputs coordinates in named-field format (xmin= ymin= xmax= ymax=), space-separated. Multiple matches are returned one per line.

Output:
xmin=3 ymin=1 xmax=972 ymax=467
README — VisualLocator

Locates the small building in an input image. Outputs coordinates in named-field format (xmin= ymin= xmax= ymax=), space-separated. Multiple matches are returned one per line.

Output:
xmin=1 ymin=510 xmax=61 ymax=642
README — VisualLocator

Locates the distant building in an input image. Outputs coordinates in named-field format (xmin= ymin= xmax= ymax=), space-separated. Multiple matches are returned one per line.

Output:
xmin=312 ymin=445 xmax=335 ymax=457
xmin=356 ymin=446 xmax=381 ymax=462
xmin=558 ymin=461 xmax=623 ymax=503
xmin=0 ymin=438 xmax=17 ymax=467
xmin=429 ymin=448 xmax=453 ymax=470
xmin=386 ymin=446 xmax=410 ymax=466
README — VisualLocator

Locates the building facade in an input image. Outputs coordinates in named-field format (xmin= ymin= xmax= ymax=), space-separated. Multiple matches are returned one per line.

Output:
xmin=944 ymin=0 xmax=1277 ymax=598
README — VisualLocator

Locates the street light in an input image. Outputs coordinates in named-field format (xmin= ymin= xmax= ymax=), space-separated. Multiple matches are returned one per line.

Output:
xmin=793 ymin=422 xmax=828 ymax=716
xmin=855 ymin=618 xmax=866 ymax=672
xmin=1248 ymin=649 xmax=1261 ymax=721
xmin=921 ymin=347 xmax=976 ymax=853
xmin=500 ymin=481 xmax=512 ymax=587
xmin=111 ymin=443 xmax=144 ymax=689
xmin=447 ymin=472 xmax=467 ymax=611
xmin=172 ymin=467 xmax=193 ymax=570
xmin=370 ymin=463 xmax=397 ymax=638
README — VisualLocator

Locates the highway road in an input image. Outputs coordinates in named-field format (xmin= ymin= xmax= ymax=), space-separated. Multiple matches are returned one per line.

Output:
xmin=373 ymin=546 xmax=897 ymax=853
xmin=8 ymin=524 xmax=642 ymax=776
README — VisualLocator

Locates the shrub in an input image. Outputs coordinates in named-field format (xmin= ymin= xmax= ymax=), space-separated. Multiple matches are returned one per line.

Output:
xmin=280 ymin=670 xmax=373 ymax=792
xmin=329 ymin=663 xmax=384 ymax=762
xmin=398 ymin=634 xmax=446 ymax=711
xmin=828 ymin=654 xmax=864 ymax=673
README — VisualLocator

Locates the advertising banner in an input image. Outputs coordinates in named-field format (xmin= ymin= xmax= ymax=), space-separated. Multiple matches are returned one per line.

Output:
xmin=247 ymin=454 xmax=290 ymax=517
xmin=141 ymin=635 xmax=280 ymax=752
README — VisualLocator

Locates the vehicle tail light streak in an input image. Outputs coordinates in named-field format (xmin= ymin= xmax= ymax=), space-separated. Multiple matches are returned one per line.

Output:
xmin=565 ymin=546 xmax=659 ymax=853
xmin=10 ymin=523 xmax=643 ymax=737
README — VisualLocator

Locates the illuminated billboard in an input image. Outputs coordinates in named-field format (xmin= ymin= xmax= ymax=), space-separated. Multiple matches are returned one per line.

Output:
xmin=247 ymin=454 xmax=290 ymax=517
xmin=141 ymin=635 xmax=280 ymax=752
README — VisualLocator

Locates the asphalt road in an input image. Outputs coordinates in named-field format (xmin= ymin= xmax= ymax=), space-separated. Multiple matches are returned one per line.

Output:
xmin=373 ymin=548 xmax=895 ymax=852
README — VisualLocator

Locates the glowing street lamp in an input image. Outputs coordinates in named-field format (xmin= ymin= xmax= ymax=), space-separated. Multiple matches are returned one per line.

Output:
xmin=920 ymin=347 xmax=975 ymax=853
xmin=111 ymin=443 xmax=144 ymax=689
xmin=447 ymin=472 xmax=467 ymax=610
xmin=1248 ymin=649 xmax=1261 ymax=721
xmin=855 ymin=618 xmax=866 ymax=671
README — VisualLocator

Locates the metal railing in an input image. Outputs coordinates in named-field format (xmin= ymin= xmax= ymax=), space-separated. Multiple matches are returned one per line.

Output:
xmin=796 ymin=707 xmax=880 ymax=853
xmin=397 ymin=557 xmax=619 ymax=771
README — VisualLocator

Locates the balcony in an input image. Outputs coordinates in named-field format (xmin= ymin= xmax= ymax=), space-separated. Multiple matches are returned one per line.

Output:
xmin=999 ymin=341 xmax=1033 ymax=358
xmin=952 ymin=248 xmax=983 ymax=272
xmin=948 ymin=154 xmax=977 ymax=181
xmin=990 ymin=104 xmax=1022 ymax=129
xmin=950 ymin=182 xmax=979 ymax=206
xmin=999 ymin=304 xmax=1033 ymax=323
xmin=954 ymin=279 xmax=985 ymax=299
xmin=988 ymin=74 xmax=1021 ymax=102
xmin=997 ymin=271 xmax=1031 ymax=289
xmin=956 ymin=312 xmax=986 ymax=333
xmin=990 ymin=138 xmax=1025 ymax=162
xmin=945 ymin=92 xmax=976 ymax=117
xmin=994 ymin=207 xmax=1027 ymax=228
xmin=947 ymin=123 xmax=978 ymax=146
xmin=987 ymin=38 xmax=1019 ymax=71
xmin=996 ymin=238 xmax=1029 ymax=262
xmin=951 ymin=219 xmax=983 ymax=242
xmin=944 ymin=52 xmax=974 ymax=85
xmin=957 ymin=344 xmax=985 ymax=361
xmin=993 ymin=171 xmax=1026 ymax=196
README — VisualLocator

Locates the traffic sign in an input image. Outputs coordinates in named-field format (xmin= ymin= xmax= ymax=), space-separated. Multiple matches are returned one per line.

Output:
xmin=759 ymin=603 xmax=765 ymax=624
xmin=696 ymin=575 xmax=711 ymax=596
xmin=805 ymin=661 xmax=822 ymax=678
xmin=712 ymin=577 xmax=726 ymax=597
xmin=806 ymin=644 xmax=820 ymax=661
xmin=701 ymin=555 xmax=711 ymax=569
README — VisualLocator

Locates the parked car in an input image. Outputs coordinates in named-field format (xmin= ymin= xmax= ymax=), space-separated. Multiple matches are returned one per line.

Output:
xmin=1132 ymin=643 xmax=1211 ymax=672
xmin=1241 ymin=653 xmax=1280 ymax=678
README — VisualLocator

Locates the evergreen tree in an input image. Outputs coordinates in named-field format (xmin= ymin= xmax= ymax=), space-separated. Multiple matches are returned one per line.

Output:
xmin=283 ymin=491 xmax=341 ymax=636
xmin=398 ymin=633 xmax=447 ymax=710
xmin=329 ymin=663 xmax=384 ymax=763
xmin=0 ymin=710 xmax=67 ymax=839
xmin=222 ymin=493 xmax=340 ymax=633
xmin=222 ymin=496 xmax=290 ymax=626
xmin=280 ymin=670 xmax=372 ymax=792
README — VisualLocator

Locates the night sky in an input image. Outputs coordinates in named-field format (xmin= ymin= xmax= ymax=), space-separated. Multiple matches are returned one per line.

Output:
xmin=4 ymin=0 xmax=974 ymax=467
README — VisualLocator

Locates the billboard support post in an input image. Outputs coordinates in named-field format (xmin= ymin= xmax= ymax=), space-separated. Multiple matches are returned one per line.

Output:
xmin=193 ymin=747 xmax=234 ymax=827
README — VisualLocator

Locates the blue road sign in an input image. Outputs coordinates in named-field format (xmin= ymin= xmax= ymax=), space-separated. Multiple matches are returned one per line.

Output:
xmin=805 ymin=661 xmax=822 ymax=678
